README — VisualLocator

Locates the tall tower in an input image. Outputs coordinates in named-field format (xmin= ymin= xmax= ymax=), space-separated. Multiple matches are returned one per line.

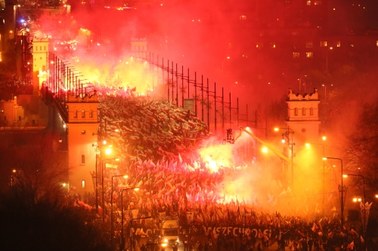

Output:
xmin=286 ymin=88 xmax=321 ymax=144
xmin=32 ymin=36 xmax=49 ymax=94
xmin=65 ymin=92 xmax=99 ymax=197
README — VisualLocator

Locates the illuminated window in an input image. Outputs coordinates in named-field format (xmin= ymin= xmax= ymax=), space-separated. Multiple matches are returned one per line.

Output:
xmin=306 ymin=52 xmax=313 ymax=58
xmin=306 ymin=0 xmax=311 ymax=6
xmin=81 ymin=154 xmax=85 ymax=164
xmin=336 ymin=41 xmax=341 ymax=47
xmin=376 ymin=40 xmax=378 ymax=47
xmin=239 ymin=15 xmax=247 ymax=21
xmin=81 ymin=179 xmax=86 ymax=188
xmin=305 ymin=42 xmax=313 ymax=48
xmin=320 ymin=41 xmax=328 ymax=47
xmin=292 ymin=52 xmax=300 ymax=58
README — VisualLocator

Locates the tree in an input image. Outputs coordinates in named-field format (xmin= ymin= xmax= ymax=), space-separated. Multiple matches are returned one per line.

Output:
xmin=0 ymin=174 xmax=111 ymax=251
xmin=345 ymin=103 xmax=378 ymax=202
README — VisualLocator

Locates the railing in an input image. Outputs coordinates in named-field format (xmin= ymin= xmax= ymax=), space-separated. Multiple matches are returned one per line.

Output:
xmin=43 ymin=51 xmax=255 ymax=133
xmin=134 ymin=52 xmax=255 ymax=134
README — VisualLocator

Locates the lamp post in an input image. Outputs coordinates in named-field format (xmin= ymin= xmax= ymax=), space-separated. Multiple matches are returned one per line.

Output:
xmin=344 ymin=173 xmax=369 ymax=238
xmin=343 ymin=173 xmax=366 ymax=203
xmin=323 ymin=156 xmax=344 ymax=227
xmin=100 ymin=144 xmax=114 ymax=222
xmin=274 ymin=127 xmax=295 ymax=186
xmin=110 ymin=174 xmax=128 ymax=249
xmin=120 ymin=187 xmax=139 ymax=251
xmin=93 ymin=139 xmax=108 ymax=216
xmin=321 ymin=135 xmax=327 ymax=216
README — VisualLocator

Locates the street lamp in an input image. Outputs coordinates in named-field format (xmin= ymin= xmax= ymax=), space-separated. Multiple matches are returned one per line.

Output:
xmin=100 ymin=144 xmax=115 ymax=222
xmin=323 ymin=156 xmax=344 ymax=227
xmin=274 ymin=127 xmax=295 ymax=186
xmin=344 ymin=173 xmax=372 ymax=242
xmin=94 ymin=139 xmax=109 ymax=214
xmin=111 ymin=174 xmax=129 ymax=248
xmin=343 ymin=173 xmax=366 ymax=203
xmin=120 ymin=187 xmax=140 ymax=251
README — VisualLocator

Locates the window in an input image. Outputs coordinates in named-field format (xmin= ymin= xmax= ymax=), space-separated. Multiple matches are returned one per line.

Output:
xmin=294 ymin=108 xmax=298 ymax=116
xmin=336 ymin=41 xmax=341 ymax=48
xmin=74 ymin=111 xmax=78 ymax=118
xmin=81 ymin=110 xmax=85 ymax=118
xmin=320 ymin=41 xmax=328 ymax=47
xmin=305 ymin=41 xmax=313 ymax=48
xmin=302 ymin=108 xmax=306 ymax=115
xmin=292 ymin=52 xmax=300 ymax=58
xmin=305 ymin=52 xmax=313 ymax=58
xmin=81 ymin=154 xmax=85 ymax=164
xmin=90 ymin=110 xmax=94 ymax=118
xmin=81 ymin=179 xmax=86 ymax=188
xmin=239 ymin=15 xmax=247 ymax=21
xmin=310 ymin=107 xmax=314 ymax=116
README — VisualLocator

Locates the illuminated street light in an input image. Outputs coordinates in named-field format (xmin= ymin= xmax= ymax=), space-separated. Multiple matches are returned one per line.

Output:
xmin=260 ymin=145 xmax=269 ymax=154
xmin=343 ymin=173 xmax=366 ymax=203
xmin=120 ymin=187 xmax=140 ymax=251
xmin=323 ymin=156 xmax=344 ymax=227
xmin=274 ymin=127 xmax=295 ymax=186
xmin=321 ymin=135 xmax=327 ymax=142
xmin=96 ymin=142 xmax=117 ymax=222
xmin=110 ymin=174 xmax=129 ymax=249
xmin=352 ymin=197 xmax=362 ymax=203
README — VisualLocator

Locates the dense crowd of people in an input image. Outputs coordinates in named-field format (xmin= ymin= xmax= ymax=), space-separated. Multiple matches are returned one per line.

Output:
xmin=94 ymin=160 xmax=372 ymax=250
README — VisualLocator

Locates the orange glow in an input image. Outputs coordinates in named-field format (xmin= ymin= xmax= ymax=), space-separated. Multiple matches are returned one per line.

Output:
xmin=198 ymin=142 xmax=233 ymax=173
xmin=104 ymin=146 xmax=113 ymax=156
xmin=67 ymin=56 xmax=162 ymax=96
xmin=260 ymin=146 xmax=269 ymax=154
xmin=352 ymin=197 xmax=362 ymax=203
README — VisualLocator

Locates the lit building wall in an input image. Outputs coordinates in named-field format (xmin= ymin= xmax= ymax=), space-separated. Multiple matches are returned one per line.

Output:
xmin=66 ymin=93 xmax=99 ymax=196
xmin=32 ymin=37 xmax=49 ymax=95
xmin=286 ymin=88 xmax=321 ymax=143
xmin=0 ymin=96 xmax=25 ymax=126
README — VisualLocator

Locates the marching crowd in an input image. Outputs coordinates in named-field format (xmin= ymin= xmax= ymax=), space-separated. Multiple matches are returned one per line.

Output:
xmin=101 ymin=160 xmax=372 ymax=250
